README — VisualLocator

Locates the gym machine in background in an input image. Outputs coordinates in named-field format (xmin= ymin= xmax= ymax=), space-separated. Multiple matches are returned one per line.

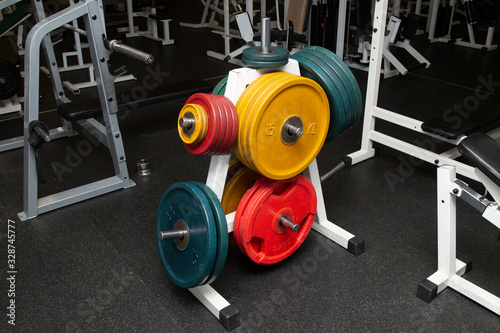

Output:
xmin=344 ymin=0 xmax=431 ymax=78
xmin=0 ymin=0 xmax=30 ymax=115
xmin=155 ymin=18 xmax=365 ymax=330
xmin=39 ymin=0 xmax=136 ymax=95
xmin=428 ymin=0 xmax=498 ymax=52
xmin=16 ymin=0 xmax=154 ymax=220
xmin=117 ymin=0 xmax=174 ymax=45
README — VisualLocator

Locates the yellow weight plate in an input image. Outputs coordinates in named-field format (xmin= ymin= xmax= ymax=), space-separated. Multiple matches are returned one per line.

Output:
xmin=243 ymin=73 xmax=299 ymax=170
xmin=221 ymin=167 xmax=261 ymax=214
xmin=235 ymin=73 xmax=279 ymax=168
xmin=240 ymin=73 xmax=329 ymax=179
xmin=240 ymin=75 xmax=287 ymax=170
xmin=178 ymin=103 xmax=209 ymax=145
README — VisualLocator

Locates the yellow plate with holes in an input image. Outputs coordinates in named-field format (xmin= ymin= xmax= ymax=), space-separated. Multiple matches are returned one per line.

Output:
xmin=234 ymin=72 xmax=329 ymax=180
xmin=221 ymin=166 xmax=261 ymax=214
xmin=178 ymin=103 xmax=209 ymax=145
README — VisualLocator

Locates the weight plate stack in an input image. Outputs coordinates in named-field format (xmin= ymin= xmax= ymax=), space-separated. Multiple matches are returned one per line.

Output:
xmin=178 ymin=93 xmax=238 ymax=155
xmin=192 ymin=182 xmax=228 ymax=285
xmin=291 ymin=46 xmax=363 ymax=142
xmin=233 ymin=72 xmax=329 ymax=180
xmin=156 ymin=182 xmax=217 ymax=288
xmin=156 ymin=182 xmax=228 ymax=288
xmin=233 ymin=175 xmax=317 ymax=265
xmin=242 ymin=46 xmax=290 ymax=68
xmin=0 ymin=60 xmax=22 ymax=100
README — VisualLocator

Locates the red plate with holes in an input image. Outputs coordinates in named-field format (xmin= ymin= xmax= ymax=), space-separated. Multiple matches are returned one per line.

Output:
xmin=236 ymin=175 xmax=317 ymax=265
xmin=233 ymin=176 xmax=268 ymax=253
xmin=184 ymin=94 xmax=222 ymax=155
xmin=205 ymin=94 xmax=226 ymax=155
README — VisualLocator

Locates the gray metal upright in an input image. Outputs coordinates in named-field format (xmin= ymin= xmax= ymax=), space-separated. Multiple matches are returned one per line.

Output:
xmin=19 ymin=0 xmax=137 ymax=220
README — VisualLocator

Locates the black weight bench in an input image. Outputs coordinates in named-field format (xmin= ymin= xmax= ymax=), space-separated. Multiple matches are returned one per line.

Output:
xmin=458 ymin=132 xmax=500 ymax=187
xmin=58 ymin=79 xmax=211 ymax=121
xmin=421 ymin=109 xmax=500 ymax=140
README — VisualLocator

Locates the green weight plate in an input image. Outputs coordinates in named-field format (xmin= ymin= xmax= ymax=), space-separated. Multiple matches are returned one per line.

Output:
xmin=291 ymin=53 xmax=347 ymax=141
xmin=192 ymin=182 xmax=228 ymax=285
xmin=242 ymin=46 xmax=290 ymax=61
xmin=156 ymin=182 xmax=217 ymax=288
xmin=212 ymin=76 xmax=228 ymax=95
xmin=242 ymin=57 xmax=289 ymax=68
xmin=297 ymin=51 xmax=353 ymax=134
xmin=299 ymin=48 xmax=357 ymax=126
xmin=304 ymin=47 xmax=362 ymax=125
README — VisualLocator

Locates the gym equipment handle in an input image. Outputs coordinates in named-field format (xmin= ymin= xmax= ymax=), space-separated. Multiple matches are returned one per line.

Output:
xmin=107 ymin=40 xmax=154 ymax=65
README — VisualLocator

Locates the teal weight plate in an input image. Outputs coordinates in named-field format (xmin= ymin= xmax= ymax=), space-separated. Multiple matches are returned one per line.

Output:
xmin=192 ymin=182 xmax=228 ymax=285
xmin=304 ymin=46 xmax=362 ymax=124
xmin=156 ymin=182 xmax=217 ymax=288
xmin=297 ymin=50 xmax=354 ymax=133
xmin=299 ymin=48 xmax=357 ymax=127
xmin=242 ymin=46 xmax=289 ymax=61
xmin=212 ymin=76 xmax=228 ymax=95
xmin=242 ymin=57 xmax=289 ymax=68
xmin=291 ymin=53 xmax=347 ymax=141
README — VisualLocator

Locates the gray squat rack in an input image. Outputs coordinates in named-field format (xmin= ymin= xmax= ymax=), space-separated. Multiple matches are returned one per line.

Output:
xmin=16 ymin=0 xmax=153 ymax=220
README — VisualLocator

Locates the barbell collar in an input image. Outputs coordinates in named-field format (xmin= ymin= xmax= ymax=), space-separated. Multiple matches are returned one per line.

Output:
xmin=279 ymin=216 xmax=299 ymax=232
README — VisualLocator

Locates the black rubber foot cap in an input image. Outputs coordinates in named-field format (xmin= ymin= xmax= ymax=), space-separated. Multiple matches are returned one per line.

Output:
xmin=219 ymin=305 xmax=240 ymax=331
xmin=416 ymin=279 xmax=438 ymax=303
xmin=347 ymin=236 xmax=365 ymax=256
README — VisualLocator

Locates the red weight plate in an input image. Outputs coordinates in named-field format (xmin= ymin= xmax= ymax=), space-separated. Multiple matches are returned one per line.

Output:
xmin=241 ymin=175 xmax=317 ymax=265
xmin=211 ymin=95 xmax=232 ymax=155
xmin=233 ymin=176 xmax=268 ymax=253
xmin=217 ymin=95 xmax=238 ymax=154
xmin=184 ymin=94 xmax=221 ymax=155
xmin=204 ymin=94 xmax=227 ymax=155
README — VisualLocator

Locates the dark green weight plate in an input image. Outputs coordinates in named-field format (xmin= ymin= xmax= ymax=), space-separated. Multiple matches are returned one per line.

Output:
xmin=192 ymin=182 xmax=228 ymax=285
xmin=242 ymin=57 xmax=289 ymax=68
xmin=156 ymin=182 xmax=217 ymax=288
xmin=295 ymin=51 xmax=353 ymax=135
xmin=301 ymin=46 xmax=362 ymax=126
xmin=212 ymin=76 xmax=228 ymax=95
xmin=0 ymin=60 xmax=22 ymax=100
xmin=291 ymin=53 xmax=347 ymax=141
xmin=242 ymin=46 xmax=290 ymax=62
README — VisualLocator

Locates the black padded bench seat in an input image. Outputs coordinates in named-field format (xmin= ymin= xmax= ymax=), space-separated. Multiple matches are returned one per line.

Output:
xmin=421 ymin=109 xmax=500 ymax=140
xmin=458 ymin=133 xmax=500 ymax=187
xmin=58 ymin=79 xmax=212 ymax=121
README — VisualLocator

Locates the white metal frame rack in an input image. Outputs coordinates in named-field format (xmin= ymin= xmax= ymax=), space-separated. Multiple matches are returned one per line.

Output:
xmin=346 ymin=0 xmax=500 ymax=183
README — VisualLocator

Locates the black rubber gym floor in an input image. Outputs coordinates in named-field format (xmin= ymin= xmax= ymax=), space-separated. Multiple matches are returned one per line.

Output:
xmin=1 ymin=1 xmax=499 ymax=331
